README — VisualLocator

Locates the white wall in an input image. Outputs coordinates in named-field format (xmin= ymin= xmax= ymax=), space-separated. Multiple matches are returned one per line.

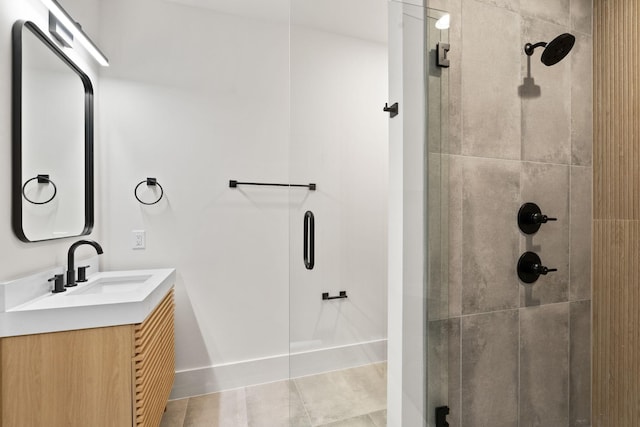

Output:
xmin=0 ymin=0 xmax=102 ymax=281
xmin=97 ymin=0 xmax=388 ymax=395
xmin=97 ymin=0 xmax=291 ymax=376
xmin=289 ymin=26 xmax=388 ymax=355
xmin=387 ymin=2 xmax=428 ymax=426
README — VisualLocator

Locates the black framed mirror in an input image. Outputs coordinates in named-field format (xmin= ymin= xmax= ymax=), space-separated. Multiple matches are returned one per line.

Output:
xmin=12 ymin=20 xmax=94 ymax=242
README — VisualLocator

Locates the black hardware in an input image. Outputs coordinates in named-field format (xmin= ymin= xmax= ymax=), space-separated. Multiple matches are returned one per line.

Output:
xmin=383 ymin=102 xmax=399 ymax=118
xmin=21 ymin=174 xmax=57 ymax=205
xmin=134 ymin=177 xmax=164 ymax=205
xmin=48 ymin=1 xmax=109 ymax=64
xmin=12 ymin=20 xmax=95 ymax=242
xmin=517 ymin=251 xmax=557 ymax=283
xmin=436 ymin=406 xmax=450 ymax=427
xmin=304 ymin=211 xmax=315 ymax=270
xmin=49 ymin=274 xmax=66 ymax=294
xmin=66 ymin=240 xmax=103 ymax=287
xmin=229 ymin=180 xmax=316 ymax=191
xmin=49 ymin=12 xmax=73 ymax=47
xmin=524 ymin=33 xmax=575 ymax=66
xmin=322 ymin=291 xmax=348 ymax=300
xmin=437 ymin=43 xmax=451 ymax=68
xmin=524 ymin=41 xmax=547 ymax=56
xmin=517 ymin=202 xmax=557 ymax=234
xmin=77 ymin=265 xmax=89 ymax=282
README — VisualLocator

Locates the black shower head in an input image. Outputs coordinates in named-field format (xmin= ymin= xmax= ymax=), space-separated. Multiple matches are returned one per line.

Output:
xmin=524 ymin=33 xmax=576 ymax=66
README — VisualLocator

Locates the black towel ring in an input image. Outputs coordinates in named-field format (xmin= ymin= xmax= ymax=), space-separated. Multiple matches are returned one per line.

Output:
xmin=22 ymin=174 xmax=57 ymax=205
xmin=134 ymin=178 xmax=164 ymax=205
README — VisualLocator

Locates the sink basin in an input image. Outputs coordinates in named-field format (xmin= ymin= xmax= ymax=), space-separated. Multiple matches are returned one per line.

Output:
xmin=70 ymin=274 xmax=153 ymax=295
xmin=17 ymin=269 xmax=174 ymax=310
xmin=0 ymin=267 xmax=175 ymax=338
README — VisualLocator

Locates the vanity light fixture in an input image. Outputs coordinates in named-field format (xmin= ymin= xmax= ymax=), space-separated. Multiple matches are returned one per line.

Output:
xmin=41 ymin=0 xmax=109 ymax=66
xmin=48 ymin=13 xmax=72 ymax=47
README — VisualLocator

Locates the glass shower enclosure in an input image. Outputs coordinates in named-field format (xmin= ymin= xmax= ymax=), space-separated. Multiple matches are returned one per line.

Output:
xmin=288 ymin=2 xmax=450 ymax=426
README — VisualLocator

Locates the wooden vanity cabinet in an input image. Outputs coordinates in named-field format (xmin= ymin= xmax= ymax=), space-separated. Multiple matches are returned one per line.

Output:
xmin=0 ymin=289 xmax=174 ymax=427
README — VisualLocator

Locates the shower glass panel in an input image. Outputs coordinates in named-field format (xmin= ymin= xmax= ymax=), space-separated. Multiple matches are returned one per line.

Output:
xmin=289 ymin=1 xmax=449 ymax=425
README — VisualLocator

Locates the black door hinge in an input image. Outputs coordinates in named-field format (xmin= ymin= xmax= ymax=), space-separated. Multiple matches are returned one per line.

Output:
xmin=436 ymin=406 xmax=450 ymax=427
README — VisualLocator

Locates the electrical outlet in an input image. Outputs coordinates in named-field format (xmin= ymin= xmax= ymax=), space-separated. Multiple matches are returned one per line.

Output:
xmin=132 ymin=230 xmax=146 ymax=249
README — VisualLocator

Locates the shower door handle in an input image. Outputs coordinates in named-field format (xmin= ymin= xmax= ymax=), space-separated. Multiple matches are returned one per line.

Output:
xmin=304 ymin=211 xmax=315 ymax=270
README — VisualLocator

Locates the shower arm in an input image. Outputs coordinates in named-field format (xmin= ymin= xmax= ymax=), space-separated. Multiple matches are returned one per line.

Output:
xmin=524 ymin=41 xmax=547 ymax=56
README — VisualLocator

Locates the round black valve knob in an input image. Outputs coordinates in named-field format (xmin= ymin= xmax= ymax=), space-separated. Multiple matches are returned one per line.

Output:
xmin=518 ymin=202 xmax=557 ymax=234
xmin=517 ymin=252 xmax=557 ymax=283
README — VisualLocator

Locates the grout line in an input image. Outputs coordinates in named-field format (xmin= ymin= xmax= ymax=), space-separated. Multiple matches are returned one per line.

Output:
xmin=455 ymin=4 xmax=464 ymax=416
xmin=239 ymin=387 xmax=249 ymax=426
xmin=456 ymin=298 xmax=591 ymax=320
xmin=568 ymin=162 xmax=573 ymax=426
xmin=446 ymin=153 xmax=592 ymax=169
xmin=457 ymin=300 xmax=563 ymax=319
xmin=517 ymin=307 xmax=521 ymax=427
xmin=567 ymin=301 xmax=572 ymax=425
xmin=181 ymin=397 xmax=192 ymax=427
xmin=569 ymin=166 xmax=574 ymax=301
xmin=446 ymin=298 xmax=591 ymax=322
xmin=458 ymin=315 xmax=462 ymax=427
xmin=291 ymin=375 xmax=314 ymax=426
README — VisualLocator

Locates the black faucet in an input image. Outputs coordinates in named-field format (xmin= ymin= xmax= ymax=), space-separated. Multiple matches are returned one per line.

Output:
xmin=66 ymin=240 xmax=103 ymax=287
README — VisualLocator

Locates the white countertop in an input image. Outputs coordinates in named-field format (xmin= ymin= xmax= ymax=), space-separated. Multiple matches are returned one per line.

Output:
xmin=0 ymin=266 xmax=175 ymax=338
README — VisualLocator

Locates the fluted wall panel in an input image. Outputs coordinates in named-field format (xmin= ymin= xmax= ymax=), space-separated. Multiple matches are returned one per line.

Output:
xmin=593 ymin=221 xmax=640 ymax=426
xmin=594 ymin=0 xmax=640 ymax=425
xmin=594 ymin=0 xmax=640 ymax=219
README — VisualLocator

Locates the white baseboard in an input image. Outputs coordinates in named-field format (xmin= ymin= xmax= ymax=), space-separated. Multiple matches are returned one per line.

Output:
xmin=170 ymin=338 xmax=387 ymax=400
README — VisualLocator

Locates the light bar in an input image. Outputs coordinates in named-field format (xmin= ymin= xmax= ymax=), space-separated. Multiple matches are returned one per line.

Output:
xmin=41 ymin=0 xmax=109 ymax=66
xmin=49 ymin=13 xmax=72 ymax=47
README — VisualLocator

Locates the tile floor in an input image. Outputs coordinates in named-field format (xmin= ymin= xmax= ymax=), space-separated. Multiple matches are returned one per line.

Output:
xmin=160 ymin=363 xmax=387 ymax=427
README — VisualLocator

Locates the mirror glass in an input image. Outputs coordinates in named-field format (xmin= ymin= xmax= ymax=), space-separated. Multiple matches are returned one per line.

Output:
xmin=13 ymin=21 xmax=94 ymax=242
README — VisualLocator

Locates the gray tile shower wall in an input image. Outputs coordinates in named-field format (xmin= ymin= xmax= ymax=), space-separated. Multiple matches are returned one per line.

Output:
xmin=461 ymin=157 xmax=521 ymax=314
xmin=461 ymin=310 xmax=520 ymax=427
xmin=461 ymin=1 xmax=522 ymax=160
xmin=571 ymin=32 xmax=593 ymax=166
xmin=569 ymin=166 xmax=592 ymax=301
xmin=428 ymin=0 xmax=593 ymax=425
xmin=519 ymin=304 xmax=570 ymax=426
xmin=569 ymin=300 xmax=591 ymax=427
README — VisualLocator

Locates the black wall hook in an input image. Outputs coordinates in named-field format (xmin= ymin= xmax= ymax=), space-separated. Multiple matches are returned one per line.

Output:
xmin=383 ymin=102 xmax=398 ymax=118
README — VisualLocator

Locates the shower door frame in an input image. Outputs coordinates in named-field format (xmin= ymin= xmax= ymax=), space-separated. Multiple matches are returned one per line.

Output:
xmin=388 ymin=2 xmax=450 ymax=426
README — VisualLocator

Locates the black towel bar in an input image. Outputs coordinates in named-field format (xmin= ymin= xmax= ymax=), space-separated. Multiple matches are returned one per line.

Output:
xmin=322 ymin=291 xmax=348 ymax=300
xmin=229 ymin=180 xmax=316 ymax=190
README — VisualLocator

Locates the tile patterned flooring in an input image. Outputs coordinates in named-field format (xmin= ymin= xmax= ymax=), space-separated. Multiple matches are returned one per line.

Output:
xmin=160 ymin=363 xmax=387 ymax=427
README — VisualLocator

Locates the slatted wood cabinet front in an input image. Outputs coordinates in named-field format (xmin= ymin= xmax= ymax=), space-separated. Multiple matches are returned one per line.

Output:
xmin=0 ymin=288 xmax=175 ymax=427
